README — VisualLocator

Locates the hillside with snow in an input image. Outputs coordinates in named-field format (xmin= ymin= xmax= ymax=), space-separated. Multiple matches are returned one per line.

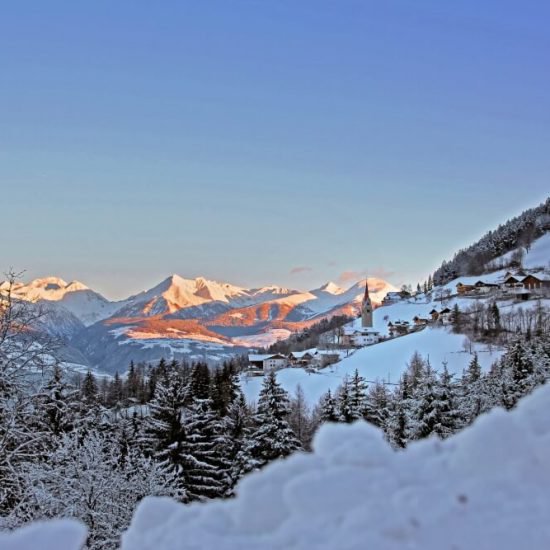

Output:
xmin=241 ymin=326 xmax=502 ymax=406
xmin=5 ymin=381 xmax=550 ymax=550
xmin=241 ymin=231 xmax=550 ymax=406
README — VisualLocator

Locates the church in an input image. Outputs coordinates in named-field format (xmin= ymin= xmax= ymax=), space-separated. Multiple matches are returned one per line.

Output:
xmin=343 ymin=279 xmax=381 ymax=347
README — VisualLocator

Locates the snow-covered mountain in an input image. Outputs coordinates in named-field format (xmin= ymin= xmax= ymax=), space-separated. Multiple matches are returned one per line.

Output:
xmin=0 ymin=274 xmax=396 ymax=374
xmin=3 ymin=277 xmax=123 ymax=327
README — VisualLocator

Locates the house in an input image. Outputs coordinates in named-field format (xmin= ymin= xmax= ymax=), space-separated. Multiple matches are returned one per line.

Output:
xmin=429 ymin=309 xmax=440 ymax=322
xmin=413 ymin=316 xmax=429 ymax=326
xmin=342 ymin=324 xmax=381 ymax=347
xmin=248 ymin=353 xmax=287 ymax=372
xmin=311 ymin=350 xmax=342 ymax=368
xmin=388 ymin=320 xmax=410 ymax=337
xmin=456 ymin=282 xmax=475 ymax=294
xmin=503 ymin=275 xmax=523 ymax=288
xmin=521 ymin=274 xmax=550 ymax=291
xmin=474 ymin=281 xmax=500 ymax=293
xmin=439 ymin=307 xmax=452 ymax=323
xmin=288 ymin=350 xmax=315 ymax=366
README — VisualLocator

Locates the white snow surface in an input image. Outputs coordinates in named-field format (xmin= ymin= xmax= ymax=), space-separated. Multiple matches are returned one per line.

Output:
xmin=241 ymin=326 xmax=501 ymax=406
xmin=0 ymin=519 xmax=86 ymax=550
xmin=487 ymin=232 xmax=550 ymax=270
xmin=119 ymin=383 xmax=550 ymax=550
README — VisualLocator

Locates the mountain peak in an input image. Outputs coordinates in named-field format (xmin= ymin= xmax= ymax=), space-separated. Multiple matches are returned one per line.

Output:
xmin=317 ymin=281 xmax=345 ymax=295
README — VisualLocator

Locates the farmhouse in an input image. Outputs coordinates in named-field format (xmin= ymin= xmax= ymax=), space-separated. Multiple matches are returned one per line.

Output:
xmin=521 ymin=273 xmax=550 ymax=291
xmin=456 ymin=282 xmax=475 ymax=294
xmin=439 ymin=307 xmax=452 ymax=323
xmin=288 ymin=350 xmax=315 ymax=366
xmin=248 ymin=353 xmax=287 ymax=372
xmin=413 ymin=316 xmax=430 ymax=326
xmin=474 ymin=281 xmax=500 ymax=293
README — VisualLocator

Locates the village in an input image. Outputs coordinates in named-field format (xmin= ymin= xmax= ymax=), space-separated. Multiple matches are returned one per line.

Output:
xmin=246 ymin=267 xmax=550 ymax=375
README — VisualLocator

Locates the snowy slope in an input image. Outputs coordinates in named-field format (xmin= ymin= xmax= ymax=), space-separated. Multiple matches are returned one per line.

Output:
xmin=487 ymin=232 xmax=550 ymax=270
xmin=241 ymin=327 xmax=501 ymax=406
xmin=119 ymin=382 xmax=550 ymax=550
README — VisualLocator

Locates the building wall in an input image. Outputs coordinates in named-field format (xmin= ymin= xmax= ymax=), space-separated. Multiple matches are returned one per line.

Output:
xmin=362 ymin=300 xmax=373 ymax=328
xmin=263 ymin=358 xmax=287 ymax=371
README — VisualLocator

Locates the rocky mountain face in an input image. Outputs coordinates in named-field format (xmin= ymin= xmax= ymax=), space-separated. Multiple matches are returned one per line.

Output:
xmin=1 ymin=275 xmax=396 ymax=374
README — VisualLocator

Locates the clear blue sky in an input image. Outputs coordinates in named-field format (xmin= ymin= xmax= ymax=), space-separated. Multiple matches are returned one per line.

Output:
xmin=1 ymin=1 xmax=549 ymax=299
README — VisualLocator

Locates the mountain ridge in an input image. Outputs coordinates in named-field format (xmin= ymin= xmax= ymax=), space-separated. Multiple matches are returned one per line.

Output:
xmin=1 ymin=273 xmax=397 ymax=373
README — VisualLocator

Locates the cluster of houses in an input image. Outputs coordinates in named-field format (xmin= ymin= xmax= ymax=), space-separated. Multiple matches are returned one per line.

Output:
xmin=456 ymin=270 xmax=550 ymax=300
xmin=247 ymin=348 xmax=349 ymax=374
xmin=386 ymin=307 xmax=453 ymax=337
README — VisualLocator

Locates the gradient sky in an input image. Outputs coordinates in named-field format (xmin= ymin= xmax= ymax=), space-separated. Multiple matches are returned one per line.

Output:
xmin=1 ymin=1 xmax=549 ymax=300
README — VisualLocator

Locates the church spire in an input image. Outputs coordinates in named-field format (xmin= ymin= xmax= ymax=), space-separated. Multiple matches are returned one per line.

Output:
xmin=363 ymin=278 xmax=370 ymax=302
xmin=361 ymin=277 xmax=373 ymax=329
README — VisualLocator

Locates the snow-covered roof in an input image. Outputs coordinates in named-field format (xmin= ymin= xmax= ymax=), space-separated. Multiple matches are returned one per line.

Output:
xmin=248 ymin=354 xmax=285 ymax=362
xmin=289 ymin=350 xmax=316 ymax=359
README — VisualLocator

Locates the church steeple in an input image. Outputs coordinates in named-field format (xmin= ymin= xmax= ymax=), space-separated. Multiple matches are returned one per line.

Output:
xmin=363 ymin=278 xmax=370 ymax=301
xmin=361 ymin=278 xmax=373 ymax=328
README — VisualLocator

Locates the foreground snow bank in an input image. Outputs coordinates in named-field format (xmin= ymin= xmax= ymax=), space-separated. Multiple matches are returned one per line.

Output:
xmin=4 ymin=384 xmax=550 ymax=549
xmin=123 ymin=384 xmax=550 ymax=550
xmin=0 ymin=520 xmax=86 ymax=550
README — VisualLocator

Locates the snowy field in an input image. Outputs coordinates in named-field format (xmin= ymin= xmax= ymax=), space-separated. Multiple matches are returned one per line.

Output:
xmin=241 ymin=327 xmax=502 ymax=406
xmin=7 ymin=382 xmax=550 ymax=549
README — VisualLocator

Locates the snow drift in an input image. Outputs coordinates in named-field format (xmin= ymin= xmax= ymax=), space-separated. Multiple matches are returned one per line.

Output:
xmin=4 ymin=382 xmax=550 ymax=549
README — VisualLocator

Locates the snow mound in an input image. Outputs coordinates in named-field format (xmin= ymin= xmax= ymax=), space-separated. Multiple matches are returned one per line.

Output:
xmin=0 ymin=519 xmax=86 ymax=550
xmin=122 ymin=383 xmax=550 ymax=550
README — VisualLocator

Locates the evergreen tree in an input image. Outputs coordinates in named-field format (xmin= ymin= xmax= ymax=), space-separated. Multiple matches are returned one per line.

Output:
xmin=348 ymin=369 xmax=368 ymax=421
xmin=385 ymin=375 xmax=410 ymax=449
xmin=320 ymin=389 xmax=339 ymax=422
xmin=451 ymin=304 xmax=462 ymax=333
xmin=188 ymin=362 xmax=210 ymax=402
xmin=108 ymin=372 xmax=124 ymax=408
xmin=337 ymin=376 xmax=354 ymax=423
xmin=288 ymin=385 xmax=313 ymax=449
xmin=364 ymin=382 xmax=390 ymax=429
xmin=141 ymin=372 xmax=187 ymax=483
xmin=459 ymin=353 xmax=488 ymax=424
xmin=432 ymin=365 xmax=461 ymax=438
xmin=408 ymin=365 xmax=439 ymax=440
xmin=81 ymin=371 xmax=98 ymax=403
xmin=39 ymin=365 xmax=76 ymax=437
xmin=241 ymin=372 xmax=301 ymax=473
xmin=181 ymin=398 xmax=232 ymax=501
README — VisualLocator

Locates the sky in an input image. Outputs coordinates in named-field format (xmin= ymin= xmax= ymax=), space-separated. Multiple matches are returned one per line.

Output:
xmin=1 ymin=1 xmax=549 ymax=300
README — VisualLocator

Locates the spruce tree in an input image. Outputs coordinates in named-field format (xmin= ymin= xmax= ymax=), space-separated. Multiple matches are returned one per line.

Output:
xmin=337 ymin=376 xmax=354 ymax=423
xmin=432 ymin=365 xmax=461 ymax=438
xmin=385 ymin=375 xmax=410 ymax=449
xmin=408 ymin=365 xmax=439 ymax=440
xmin=181 ymin=398 xmax=232 ymax=502
xmin=320 ymin=389 xmax=339 ymax=422
xmin=241 ymin=372 xmax=301 ymax=473
xmin=141 ymin=371 xmax=187 ymax=482
xmin=40 ymin=364 xmax=75 ymax=437
xmin=348 ymin=369 xmax=368 ymax=421
xmin=364 ymin=382 xmax=390 ymax=429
